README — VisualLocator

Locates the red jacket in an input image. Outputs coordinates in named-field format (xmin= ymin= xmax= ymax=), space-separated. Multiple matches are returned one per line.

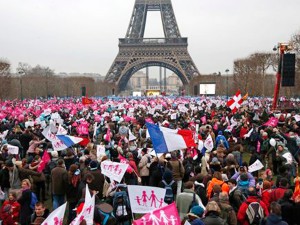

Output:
xmin=270 ymin=187 xmax=287 ymax=203
xmin=261 ymin=189 xmax=272 ymax=209
xmin=237 ymin=196 xmax=269 ymax=225
xmin=0 ymin=200 xmax=20 ymax=225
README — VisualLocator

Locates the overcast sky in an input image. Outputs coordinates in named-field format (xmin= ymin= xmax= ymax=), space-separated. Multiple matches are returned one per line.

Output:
xmin=0 ymin=0 xmax=299 ymax=76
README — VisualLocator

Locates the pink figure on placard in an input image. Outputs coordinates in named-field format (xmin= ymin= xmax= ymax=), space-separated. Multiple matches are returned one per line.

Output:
xmin=79 ymin=215 xmax=85 ymax=222
xmin=53 ymin=217 xmax=60 ymax=225
xmin=85 ymin=205 xmax=92 ymax=214
xmin=148 ymin=212 xmax=160 ymax=225
xmin=159 ymin=210 xmax=169 ymax=225
xmin=135 ymin=196 xmax=142 ymax=205
xmin=169 ymin=215 xmax=178 ymax=225
xmin=158 ymin=198 xmax=164 ymax=208
xmin=149 ymin=190 xmax=158 ymax=208
xmin=141 ymin=191 xmax=148 ymax=206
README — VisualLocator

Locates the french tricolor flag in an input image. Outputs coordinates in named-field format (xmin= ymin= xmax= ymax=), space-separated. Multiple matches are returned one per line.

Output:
xmin=146 ymin=122 xmax=196 ymax=153
xmin=56 ymin=135 xmax=83 ymax=148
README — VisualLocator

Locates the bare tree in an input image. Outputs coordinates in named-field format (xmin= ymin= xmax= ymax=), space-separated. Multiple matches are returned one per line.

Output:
xmin=233 ymin=58 xmax=257 ymax=95
xmin=0 ymin=59 xmax=11 ymax=99
xmin=249 ymin=52 xmax=274 ymax=96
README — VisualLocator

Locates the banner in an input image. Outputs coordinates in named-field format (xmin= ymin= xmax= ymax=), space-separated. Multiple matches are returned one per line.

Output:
xmin=128 ymin=185 xmax=166 ymax=214
xmin=41 ymin=202 xmax=67 ymax=225
xmin=42 ymin=126 xmax=68 ymax=151
xmin=7 ymin=144 xmax=19 ymax=154
xmin=101 ymin=160 xmax=128 ymax=183
xmin=264 ymin=117 xmax=279 ymax=127
xmin=204 ymin=134 xmax=214 ymax=152
xmin=133 ymin=202 xmax=180 ymax=225
xmin=71 ymin=186 xmax=95 ymax=225
xmin=248 ymin=159 xmax=264 ymax=173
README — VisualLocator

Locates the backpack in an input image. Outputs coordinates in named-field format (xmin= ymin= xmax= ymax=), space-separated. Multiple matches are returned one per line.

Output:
xmin=162 ymin=180 xmax=175 ymax=204
xmin=112 ymin=191 xmax=131 ymax=222
xmin=245 ymin=201 xmax=264 ymax=225
xmin=188 ymin=193 xmax=198 ymax=211
xmin=30 ymin=192 xmax=38 ymax=210
xmin=96 ymin=204 xmax=117 ymax=225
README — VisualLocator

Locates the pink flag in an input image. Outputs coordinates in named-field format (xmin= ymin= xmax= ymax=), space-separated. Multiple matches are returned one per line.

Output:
xmin=200 ymin=115 xmax=207 ymax=124
xmin=105 ymin=127 xmax=111 ymax=142
xmin=38 ymin=151 xmax=51 ymax=173
xmin=264 ymin=117 xmax=279 ymax=127
xmin=133 ymin=202 xmax=180 ymax=225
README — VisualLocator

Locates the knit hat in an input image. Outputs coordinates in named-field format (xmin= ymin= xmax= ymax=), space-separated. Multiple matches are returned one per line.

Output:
xmin=188 ymin=205 xmax=204 ymax=218
xmin=89 ymin=160 xmax=98 ymax=170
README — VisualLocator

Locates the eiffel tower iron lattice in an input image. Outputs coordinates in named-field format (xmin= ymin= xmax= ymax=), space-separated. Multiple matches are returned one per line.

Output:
xmin=105 ymin=0 xmax=200 ymax=92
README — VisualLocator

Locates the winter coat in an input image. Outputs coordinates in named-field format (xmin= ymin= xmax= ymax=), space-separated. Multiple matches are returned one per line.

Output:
xmin=168 ymin=159 xmax=185 ymax=181
xmin=206 ymin=178 xmax=229 ymax=199
xmin=201 ymin=212 xmax=227 ymax=225
xmin=51 ymin=165 xmax=68 ymax=195
xmin=231 ymin=172 xmax=256 ymax=187
xmin=0 ymin=200 xmax=20 ymax=225
xmin=278 ymin=198 xmax=295 ymax=225
xmin=270 ymin=187 xmax=288 ymax=203
xmin=138 ymin=154 xmax=150 ymax=177
xmin=264 ymin=213 xmax=288 ymax=225
xmin=18 ymin=189 xmax=33 ymax=224
xmin=229 ymin=187 xmax=243 ymax=212
xmin=237 ymin=196 xmax=269 ymax=225
xmin=0 ymin=167 xmax=10 ymax=189
xmin=261 ymin=189 xmax=272 ymax=209
xmin=176 ymin=189 xmax=205 ymax=220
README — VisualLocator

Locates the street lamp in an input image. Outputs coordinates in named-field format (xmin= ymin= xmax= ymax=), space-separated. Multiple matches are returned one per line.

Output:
xmin=225 ymin=69 xmax=229 ymax=99
xmin=18 ymin=71 xmax=24 ymax=100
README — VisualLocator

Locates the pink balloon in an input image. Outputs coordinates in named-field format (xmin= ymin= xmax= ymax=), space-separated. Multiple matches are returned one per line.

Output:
xmin=18 ymin=114 xmax=25 ymax=122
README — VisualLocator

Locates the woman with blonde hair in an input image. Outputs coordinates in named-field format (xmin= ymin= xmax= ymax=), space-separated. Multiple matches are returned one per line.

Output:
xmin=18 ymin=179 xmax=34 ymax=225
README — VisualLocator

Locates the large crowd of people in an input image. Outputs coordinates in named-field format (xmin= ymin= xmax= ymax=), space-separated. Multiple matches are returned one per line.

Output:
xmin=0 ymin=96 xmax=300 ymax=225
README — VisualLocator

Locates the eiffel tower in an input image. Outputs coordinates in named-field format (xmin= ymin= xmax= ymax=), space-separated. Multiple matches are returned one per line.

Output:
xmin=105 ymin=0 xmax=200 ymax=92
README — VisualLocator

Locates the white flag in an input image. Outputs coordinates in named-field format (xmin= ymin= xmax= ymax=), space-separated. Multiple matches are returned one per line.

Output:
xmin=57 ymin=124 xmax=68 ymax=135
xmin=41 ymin=202 xmax=67 ymax=225
xmin=243 ymin=128 xmax=254 ymax=139
xmin=70 ymin=187 xmax=95 ymax=225
xmin=127 ymin=185 xmax=166 ymax=214
xmin=204 ymin=134 xmax=214 ymax=152
xmin=184 ymin=221 xmax=192 ymax=225
xmin=128 ymin=129 xmax=136 ymax=141
xmin=248 ymin=159 xmax=264 ymax=173
xmin=101 ymin=160 xmax=128 ymax=183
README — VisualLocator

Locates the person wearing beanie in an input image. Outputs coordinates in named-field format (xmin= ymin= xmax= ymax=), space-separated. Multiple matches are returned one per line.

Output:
xmin=184 ymin=205 xmax=205 ymax=225
xmin=88 ymin=160 xmax=104 ymax=200
xmin=237 ymin=187 xmax=269 ymax=225
xmin=1 ymin=191 xmax=20 ymax=225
